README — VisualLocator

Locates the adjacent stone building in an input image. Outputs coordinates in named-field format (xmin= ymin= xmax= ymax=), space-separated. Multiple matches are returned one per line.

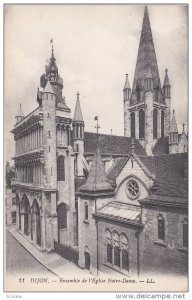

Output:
xmin=11 ymin=6 xmax=188 ymax=277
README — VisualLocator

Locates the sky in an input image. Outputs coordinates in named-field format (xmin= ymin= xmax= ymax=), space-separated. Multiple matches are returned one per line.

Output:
xmin=4 ymin=4 xmax=188 ymax=163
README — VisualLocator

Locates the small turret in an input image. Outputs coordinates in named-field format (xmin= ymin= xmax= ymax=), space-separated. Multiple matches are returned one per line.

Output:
xmin=73 ymin=91 xmax=84 ymax=140
xmin=73 ymin=92 xmax=85 ymax=176
xmin=15 ymin=104 xmax=25 ymax=124
xmin=163 ymin=68 xmax=171 ymax=98
xmin=169 ymin=109 xmax=178 ymax=154
xmin=123 ymin=74 xmax=131 ymax=101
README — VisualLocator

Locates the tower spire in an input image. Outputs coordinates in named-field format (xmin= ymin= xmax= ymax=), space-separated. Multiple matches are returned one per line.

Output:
xmin=73 ymin=91 xmax=83 ymax=122
xmin=170 ymin=109 xmax=178 ymax=133
xmin=131 ymin=6 xmax=161 ymax=103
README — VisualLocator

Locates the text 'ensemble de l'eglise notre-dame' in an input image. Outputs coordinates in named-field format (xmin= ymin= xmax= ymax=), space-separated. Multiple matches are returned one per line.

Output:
xmin=11 ymin=6 xmax=188 ymax=278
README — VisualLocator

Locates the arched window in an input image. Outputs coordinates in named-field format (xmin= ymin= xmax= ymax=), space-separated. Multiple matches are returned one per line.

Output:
xmin=84 ymin=246 xmax=90 ymax=270
xmin=130 ymin=112 xmax=135 ymax=138
xmin=158 ymin=214 xmax=165 ymax=241
xmin=57 ymin=203 xmax=67 ymax=229
xmin=84 ymin=202 xmax=88 ymax=220
xmin=76 ymin=124 xmax=79 ymax=139
xmin=153 ymin=109 xmax=158 ymax=139
xmin=57 ymin=155 xmax=65 ymax=181
xmin=107 ymin=244 xmax=113 ymax=264
xmin=80 ymin=124 xmax=82 ymax=138
xmin=67 ymin=126 xmax=70 ymax=146
xmin=120 ymin=233 xmax=130 ymax=271
xmin=114 ymin=246 xmax=120 ymax=267
xmin=161 ymin=110 xmax=165 ymax=137
xmin=139 ymin=110 xmax=145 ymax=139
xmin=183 ymin=219 xmax=188 ymax=248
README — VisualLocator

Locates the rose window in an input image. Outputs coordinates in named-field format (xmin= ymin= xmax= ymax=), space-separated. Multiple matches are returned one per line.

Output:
xmin=126 ymin=179 xmax=139 ymax=199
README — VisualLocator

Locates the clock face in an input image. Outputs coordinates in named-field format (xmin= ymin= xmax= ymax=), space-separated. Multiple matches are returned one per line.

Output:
xmin=126 ymin=179 xmax=140 ymax=200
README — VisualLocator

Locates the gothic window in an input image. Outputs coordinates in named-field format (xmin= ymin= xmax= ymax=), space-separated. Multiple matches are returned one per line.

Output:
xmin=107 ymin=244 xmax=113 ymax=264
xmin=114 ymin=246 xmax=120 ymax=268
xmin=126 ymin=179 xmax=139 ymax=200
xmin=161 ymin=110 xmax=165 ymax=137
xmin=67 ymin=127 xmax=70 ymax=146
xmin=57 ymin=203 xmax=67 ymax=229
xmin=183 ymin=219 xmax=188 ymax=248
xmin=130 ymin=112 xmax=135 ymax=138
xmin=153 ymin=109 xmax=158 ymax=139
xmin=80 ymin=125 xmax=83 ymax=138
xmin=84 ymin=202 xmax=88 ymax=220
xmin=57 ymin=155 xmax=65 ymax=181
xmin=76 ymin=124 xmax=79 ymax=139
xmin=122 ymin=249 xmax=129 ymax=271
xmin=139 ymin=109 xmax=145 ymax=139
xmin=158 ymin=214 xmax=165 ymax=241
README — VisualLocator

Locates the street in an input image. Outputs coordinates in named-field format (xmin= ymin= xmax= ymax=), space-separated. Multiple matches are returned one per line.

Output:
xmin=6 ymin=229 xmax=56 ymax=277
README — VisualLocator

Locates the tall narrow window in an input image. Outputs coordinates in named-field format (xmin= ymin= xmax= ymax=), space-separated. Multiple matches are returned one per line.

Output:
xmin=57 ymin=155 xmax=65 ymax=181
xmin=107 ymin=244 xmax=113 ymax=264
xmin=130 ymin=112 xmax=135 ymax=138
xmin=158 ymin=214 xmax=165 ymax=241
xmin=122 ymin=249 xmax=129 ymax=271
xmin=183 ymin=219 xmax=188 ymax=248
xmin=139 ymin=109 xmax=145 ymax=139
xmin=161 ymin=110 xmax=165 ymax=137
xmin=57 ymin=203 xmax=67 ymax=229
xmin=114 ymin=246 xmax=120 ymax=268
xmin=84 ymin=203 xmax=88 ymax=220
xmin=153 ymin=109 xmax=158 ymax=138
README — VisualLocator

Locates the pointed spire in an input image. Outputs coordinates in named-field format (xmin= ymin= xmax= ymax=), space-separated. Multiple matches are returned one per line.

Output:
xmin=131 ymin=6 xmax=160 ymax=102
xmin=163 ymin=68 xmax=170 ymax=86
xmin=43 ymin=80 xmax=55 ymax=94
xmin=79 ymin=146 xmax=114 ymax=196
xmin=124 ymin=74 xmax=131 ymax=90
xmin=170 ymin=109 xmax=178 ymax=133
xmin=16 ymin=103 xmax=24 ymax=117
xmin=73 ymin=91 xmax=83 ymax=122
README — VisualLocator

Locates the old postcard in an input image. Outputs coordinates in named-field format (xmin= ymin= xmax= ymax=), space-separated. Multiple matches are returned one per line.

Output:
xmin=4 ymin=4 xmax=188 ymax=293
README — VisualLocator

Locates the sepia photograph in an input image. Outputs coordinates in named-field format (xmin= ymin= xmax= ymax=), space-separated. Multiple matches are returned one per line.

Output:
xmin=4 ymin=3 xmax=188 ymax=293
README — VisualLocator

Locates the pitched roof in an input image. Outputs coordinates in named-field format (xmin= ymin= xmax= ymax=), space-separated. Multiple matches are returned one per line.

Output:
xmin=44 ymin=80 xmax=55 ymax=94
xmin=140 ymin=153 xmax=188 ymax=197
xmin=130 ymin=6 xmax=164 ymax=105
xmin=107 ymin=158 xmax=128 ymax=180
xmin=79 ymin=146 xmax=114 ymax=197
xmin=139 ymin=193 xmax=187 ymax=208
xmin=84 ymin=132 xmax=146 ymax=156
xmin=73 ymin=93 xmax=83 ymax=122
xmin=95 ymin=201 xmax=142 ymax=225
xmin=153 ymin=137 xmax=169 ymax=155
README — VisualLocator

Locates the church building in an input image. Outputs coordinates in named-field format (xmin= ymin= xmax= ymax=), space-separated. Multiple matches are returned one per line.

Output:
xmin=11 ymin=6 xmax=188 ymax=277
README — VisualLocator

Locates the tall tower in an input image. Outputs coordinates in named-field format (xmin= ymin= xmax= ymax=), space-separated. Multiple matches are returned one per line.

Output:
xmin=42 ymin=80 xmax=58 ymax=250
xmin=73 ymin=91 xmax=85 ymax=177
xmin=169 ymin=109 xmax=178 ymax=154
xmin=163 ymin=68 xmax=171 ymax=136
xmin=124 ymin=6 xmax=169 ymax=155
xmin=123 ymin=74 xmax=131 ymax=136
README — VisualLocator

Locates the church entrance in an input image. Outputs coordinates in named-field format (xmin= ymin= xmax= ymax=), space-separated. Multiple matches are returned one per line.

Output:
xmin=31 ymin=199 xmax=41 ymax=246
xmin=57 ymin=203 xmax=67 ymax=244
xmin=84 ymin=252 xmax=90 ymax=270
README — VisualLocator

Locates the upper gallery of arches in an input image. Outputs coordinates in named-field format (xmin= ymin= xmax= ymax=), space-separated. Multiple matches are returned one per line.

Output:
xmin=130 ymin=6 xmax=164 ymax=105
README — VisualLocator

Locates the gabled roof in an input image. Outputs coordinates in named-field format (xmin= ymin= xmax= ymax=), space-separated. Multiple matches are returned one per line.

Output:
xmin=153 ymin=137 xmax=169 ymax=155
xmin=84 ymin=132 xmax=146 ymax=156
xmin=79 ymin=146 xmax=114 ymax=197
xmin=73 ymin=93 xmax=83 ymax=122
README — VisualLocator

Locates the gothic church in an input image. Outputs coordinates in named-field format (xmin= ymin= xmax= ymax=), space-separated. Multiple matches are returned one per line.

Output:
xmin=12 ymin=6 xmax=188 ymax=277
